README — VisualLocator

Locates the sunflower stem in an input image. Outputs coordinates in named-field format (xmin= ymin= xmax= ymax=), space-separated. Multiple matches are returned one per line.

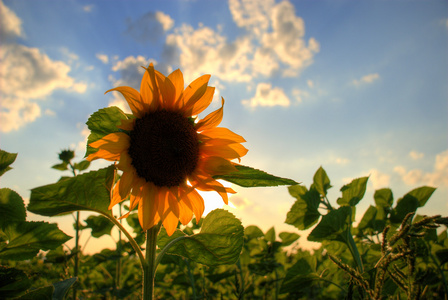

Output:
xmin=143 ymin=223 xmax=161 ymax=300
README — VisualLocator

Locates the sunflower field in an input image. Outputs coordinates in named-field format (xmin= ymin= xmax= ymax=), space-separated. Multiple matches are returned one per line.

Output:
xmin=1 ymin=147 xmax=447 ymax=299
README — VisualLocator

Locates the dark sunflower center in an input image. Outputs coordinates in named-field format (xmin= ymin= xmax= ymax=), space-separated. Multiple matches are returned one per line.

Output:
xmin=128 ymin=110 xmax=199 ymax=187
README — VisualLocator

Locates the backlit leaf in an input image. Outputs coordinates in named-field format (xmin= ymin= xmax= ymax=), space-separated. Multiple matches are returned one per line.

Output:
xmin=81 ymin=215 xmax=114 ymax=238
xmin=214 ymin=165 xmax=298 ymax=187
xmin=374 ymin=188 xmax=393 ymax=208
xmin=337 ymin=176 xmax=369 ymax=207
xmin=28 ymin=166 xmax=115 ymax=217
xmin=51 ymin=162 xmax=68 ymax=171
xmin=0 ymin=150 xmax=17 ymax=177
xmin=158 ymin=209 xmax=244 ymax=266
xmin=74 ymin=160 xmax=91 ymax=172
xmin=52 ymin=278 xmax=77 ymax=300
xmin=0 ymin=221 xmax=71 ymax=260
xmin=85 ymin=106 xmax=129 ymax=157
xmin=390 ymin=186 xmax=436 ymax=224
xmin=279 ymin=232 xmax=300 ymax=246
xmin=0 ymin=188 xmax=26 ymax=227
xmin=285 ymin=185 xmax=321 ymax=230
xmin=313 ymin=166 xmax=332 ymax=196
xmin=308 ymin=206 xmax=351 ymax=242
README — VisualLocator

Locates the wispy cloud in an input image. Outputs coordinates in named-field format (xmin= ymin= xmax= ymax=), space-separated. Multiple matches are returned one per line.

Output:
xmin=409 ymin=150 xmax=424 ymax=160
xmin=96 ymin=53 xmax=109 ymax=64
xmin=352 ymin=73 xmax=380 ymax=86
xmin=0 ymin=0 xmax=24 ymax=39
xmin=125 ymin=11 xmax=174 ymax=44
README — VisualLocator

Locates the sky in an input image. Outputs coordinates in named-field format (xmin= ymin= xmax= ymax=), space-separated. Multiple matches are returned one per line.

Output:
xmin=1 ymin=0 xmax=447 ymax=253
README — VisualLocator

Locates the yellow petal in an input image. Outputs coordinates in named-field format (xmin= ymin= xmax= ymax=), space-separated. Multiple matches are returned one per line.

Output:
xmin=140 ymin=63 xmax=160 ymax=111
xmin=187 ymin=86 xmax=215 ymax=116
xmin=86 ymin=149 xmax=121 ymax=162
xmin=155 ymin=73 xmax=176 ymax=110
xmin=89 ymin=132 xmax=130 ymax=154
xmin=195 ymin=98 xmax=224 ymax=131
xmin=138 ymin=183 xmax=160 ymax=231
xmin=168 ymin=69 xmax=184 ymax=104
xmin=106 ymin=86 xmax=146 ymax=118
xmin=182 ymin=188 xmax=205 ymax=221
xmin=181 ymin=74 xmax=211 ymax=111
xmin=163 ymin=210 xmax=179 ymax=236
xmin=117 ymin=151 xmax=133 ymax=173
xmin=200 ymin=143 xmax=248 ymax=160
xmin=199 ymin=127 xmax=246 ymax=143
xmin=178 ymin=196 xmax=194 ymax=225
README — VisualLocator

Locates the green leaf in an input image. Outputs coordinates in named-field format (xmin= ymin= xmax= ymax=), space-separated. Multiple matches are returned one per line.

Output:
xmin=357 ymin=205 xmax=377 ymax=232
xmin=436 ymin=248 xmax=448 ymax=266
xmin=285 ymin=185 xmax=321 ymax=230
xmin=0 ymin=150 xmax=17 ymax=177
xmin=280 ymin=254 xmax=320 ymax=294
xmin=0 ymin=266 xmax=31 ymax=298
xmin=244 ymin=225 xmax=264 ymax=240
xmin=0 ymin=188 xmax=26 ymax=227
xmin=85 ymin=106 xmax=129 ymax=157
xmin=51 ymin=162 xmax=68 ymax=171
xmin=308 ymin=206 xmax=351 ymax=242
xmin=213 ymin=165 xmax=298 ymax=187
xmin=158 ymin=209 xmax=244 ymax=266
xmin=15 ymin=285 xmax=54 ymax=300
xmin=374 ymin=188 xmax=393 ymax=208
xmin=52 ymin=278 xmax=77 ymax=300
xmin=313 ymin=166 xmax=332 ymax=196
xmin=279 ymin=232 xmax=300 ymax=246
xmin=265 ymin=227 xmax=276 ymax=243
xmin=74 ymin=160 xmax=90 ymax=172
xmin=28 ymin=166 xmax=115 ymax=217
xmin=0 ymin=221 xmax=71 ymax=260
xmin=80 ymin=215 xmax=114 ymax=238
xmin=390 ymin=186 xmax=436 ymax=224
xmin=337 ymin=176 xmax=369 ymax=207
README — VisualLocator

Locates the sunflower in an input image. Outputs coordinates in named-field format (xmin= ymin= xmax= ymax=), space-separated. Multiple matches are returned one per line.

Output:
xmin=87 ymin=64 xmax=247 ymax=236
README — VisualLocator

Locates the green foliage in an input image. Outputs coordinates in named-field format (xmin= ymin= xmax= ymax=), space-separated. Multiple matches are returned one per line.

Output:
xmin=285 ymin=185 xmax=321 ymax=230
xmin=214 ymin=164 xmax=298 ymax=187
xmin=0 ymin=188 xmax=26 ymax=225
xmin=80 ymin=215 xmax=115 ymax=238
xmin=158 ymin=209 xmax=244 ymax=266
xmin=308 ymin=206 xmax=352 ymax=242
xmin=0 ymin=266 xmax=31 ymax=298
xmin=0 ymin=149 xmax=17 ymax=177
xmin=85 ymin=106 xmax=130 ymax=157
xmin=28 ymin=166 xmax=115 ymax=217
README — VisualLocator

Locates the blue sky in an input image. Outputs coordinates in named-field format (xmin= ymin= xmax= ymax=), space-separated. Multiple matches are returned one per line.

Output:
xmin=1 ymin=0 xmax=447 ymax=252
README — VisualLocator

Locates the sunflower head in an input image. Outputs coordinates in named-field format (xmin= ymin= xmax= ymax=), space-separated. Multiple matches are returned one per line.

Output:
xmin=87 ymin=63 xmax=247 ymax=235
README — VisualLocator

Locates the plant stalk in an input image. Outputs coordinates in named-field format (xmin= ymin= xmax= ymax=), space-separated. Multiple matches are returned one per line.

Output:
xmin=143 ymin=224 xmax=161 ymax=300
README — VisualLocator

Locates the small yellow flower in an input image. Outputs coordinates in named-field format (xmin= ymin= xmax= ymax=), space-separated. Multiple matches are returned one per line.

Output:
xmin=87 ymin=64 xmax=247 ymax=236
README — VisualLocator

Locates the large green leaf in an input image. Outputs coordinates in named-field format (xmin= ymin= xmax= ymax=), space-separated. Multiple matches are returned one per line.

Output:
xmin=157 ymin=209 xmax=244 ymax=266
xmin=28 ymin=166 xmax=115 ymax=217
xmin=52 ymin=278 xmax=77 ymax=300
xmin=374 ymin=188 xmax=393 ymax=208
xmin=0 ymin=267 xmax=31 ymax=298
xmin=285 ymin=185 xmax=321 ymax=230
xmin=337 ymin=176 xmax=369 ymax=207
xmin=279 ymin=232 xmax=300 ymax=246
xmin=280 ymin=254 xmax=320 ymax=294
xmin=0 ymin=221 xmax=71 ymax=260
xmin=0 ymin=149 xmax=17 ymax=177
xmin=213 ymin=165 xmax=298 ymax=187
xmin=80 ymin=215 xmax=114 ymax=238
xmin=85 ymin=106 xmax=129 ymax=157
xmin=244 ymin=225 xmax=264 ymax=240
xmin=308 ymin=206 xmax=351 ymax=242
xmin=0 ymin=188 xmax=26 ymax=227
xmin=312 ymin=166 xmax=332 ymax=197
xmin=390 ymin=186 xmax=436 ymax=224
xmin=15 ymin=285 xmax=54 ymax=300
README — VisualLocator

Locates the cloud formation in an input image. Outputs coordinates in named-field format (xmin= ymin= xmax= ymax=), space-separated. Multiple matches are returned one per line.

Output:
xmin=0 ymin=2 xmax=86 ymax=132
xmin=394 ymin=150 xmax=448 ymax=187
xmin=0 ymin=0 xmax=24 ymax=39
xmin=352 ymin=73 xmax=380 ymax=86
xmin=242 ymin=83 xmax=290 ymax=108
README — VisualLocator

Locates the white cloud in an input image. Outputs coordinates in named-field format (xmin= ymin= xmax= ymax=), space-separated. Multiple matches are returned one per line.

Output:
xmin=394 ymin=150 xmax=448 ymax=187
xmin=96 ymin=53 xmax=109 ymax=64
xmin=409 ymin=150 xmax=424 ymax=160
xmin=242 ymin=83 xmax=290 ymax=108
xmin=0 ymin=43 xmax=86 ymax=132
xmin=0 ymin=0 xmax=24 ymax=39
xmin=353 ymin=73 xmax=380 ymax=86
xmin=369 ymin=169 xmax=391 ymax=190
xmin=229 ymin=0 xmax=274 ymax=37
